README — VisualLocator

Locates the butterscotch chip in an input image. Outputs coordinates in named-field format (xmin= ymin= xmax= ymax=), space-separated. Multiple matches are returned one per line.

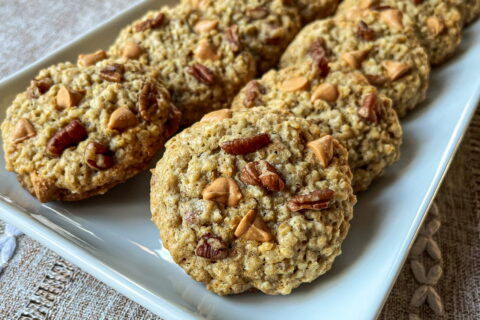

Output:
xmin=202 ymin=177 xmax=242 ymax=206
xmin=194 ymin=19 xmax=219 ymax=33
xmin=122 ymin=42 xmax=143 ymax=59
xmin=380 ymin=9 xmax=404 ymax=29
xmin=311 ymin=83 xmax=338 ymax=102
xmin=1 ymin=58 xmax=176 ymax=202
xmin=341 ymin=49 xmax=370 ymax=69
xmin=151 ymin=107 xmax=356 ymax=295
xmin=194 ymin=40 xmax=221 ymax=61
xmin=307 ymin=135 xmax=334 ymax=168
xmin=426 ymin=16 xmax=445 ymax=36
xmin=382 ymin=61 xmax=411 ymax=81
xmin=200 ymin=109 xmax=232 ymax=122
xmin=78 ymin=50 xmax=107 ymax=67
xmin=280 ymin=76 xmax=308 ymax=92
xmin=108 ymin=107 xmax=138 ymax=132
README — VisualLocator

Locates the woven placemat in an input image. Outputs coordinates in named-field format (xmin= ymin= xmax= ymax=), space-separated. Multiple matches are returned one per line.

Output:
xmin=0 ymin=1 xmax=479 ymax=319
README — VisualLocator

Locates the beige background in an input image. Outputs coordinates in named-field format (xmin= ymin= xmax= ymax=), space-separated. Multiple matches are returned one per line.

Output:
xmin=0 ymin=1 xmax=479 ymax=319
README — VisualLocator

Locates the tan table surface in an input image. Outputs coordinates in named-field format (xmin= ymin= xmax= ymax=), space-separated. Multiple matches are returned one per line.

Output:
xmin=0 ymin=1 xmax=478 ymax=319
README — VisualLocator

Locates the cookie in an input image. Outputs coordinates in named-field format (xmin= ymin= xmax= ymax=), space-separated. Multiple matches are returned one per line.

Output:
xmin=458 ymin=0 xmax=480 ymax=25
xmin=280 ymin=11 xmax=430 ymax=117
xmin=150 ymin=107 xmax=356 ymax=295
xmin=337 ymin=0 xmax=463 ymax=65
xmin=1 ymin=57 xmax=180 ymax=202
xmin=182 ymin=0 xmax=302 ymax=72
xmin=290 ymin=0 xmax=340 ymax=23
xmin=232 ymin=63 xmax=402 ymax=192
xmin=109 ymin=4 xmax=257 ymax=126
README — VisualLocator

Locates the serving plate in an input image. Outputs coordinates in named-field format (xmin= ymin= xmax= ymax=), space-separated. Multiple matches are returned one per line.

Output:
xmin=1 ymin=1 xmax=479 ymax=319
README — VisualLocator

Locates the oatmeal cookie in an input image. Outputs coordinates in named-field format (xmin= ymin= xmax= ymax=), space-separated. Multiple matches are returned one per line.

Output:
xmin=232 ymin=64 xmax=402 ymax=191
xmin=280 ymin=12 xmax=430 ymax=117
xmin=182 ymin=0 xmax=302 ymax=72
xmin=150 ymin=107 xmax=356 ymax=295
xmin=337 ymin=0 xmax=463 ymax=65
xmin=109 ymin=4 xmax=257 ymax=126
xmin=1 ymin=57 xmax=180 ymax=202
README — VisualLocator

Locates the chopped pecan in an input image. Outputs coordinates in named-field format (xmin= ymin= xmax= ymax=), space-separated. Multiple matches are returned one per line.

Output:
xmin=138 ymin=82 xmax=158 ymax=121
xmin=243 ymin=80 xmax=266 ymax=108
xmin=287 ymin=189 xmax=335 ymax=212
xmin=47 ymin=120 xmax=88 ymax=156
xmin=195 ymin=233 xmax=229 ymax=260
xmin=220 ymin=133 xmax=271 ymax=155
xmin=202 ymin=177 xmax=242 ymax=206
xmin=310 ymin=38 xmax=330 ymax=78
xmin=412 ymin=0 xmax=424 ymax=5
xmin=12 ymin=118 xmax=36 ymax=144
xmin=234 ymin=209 xmax=273 ymax=242
xmin=85 ymin=141 xmax=114 ymax=170
xmin=358 ymin=20 xmax=375 ymax=41
xmin=240 ymin=161 xmax=285 ymax=192
xmin=100 ymin=64 xmax=125 ymax=82
xmin=26 ymin=78 xmax=53 ymax=99
xmin=358 ymin=93 xmax=383 ymax=123
xmin=246 ymin=6 xmax=269 ymax=19
xmin=264 ymin=25 xmax=285 ymax=45
xmin=135 ymin=13 xmax=165 ymax=32
xmin=226 ymin=24 xmax=241 ymax=52
xmin=187 ymin=63 xmax=215 ymax=85
xmin=164 ymin=103 xmax=182 ymax=137
xmin=364 ymin=73 xmax=387 ymax=86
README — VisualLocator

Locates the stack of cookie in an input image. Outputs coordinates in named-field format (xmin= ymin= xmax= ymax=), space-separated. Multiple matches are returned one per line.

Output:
xmin=2 ymin=0 xmax=479 ymax=296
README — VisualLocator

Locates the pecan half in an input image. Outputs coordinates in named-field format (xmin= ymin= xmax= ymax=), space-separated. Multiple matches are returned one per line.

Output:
xmin=187 ymin=63 xmax=215 ymax=85
xmin=221 ymin=133 xmax=271 ymax=155
xmin=358 ymin=21 xmax=375 ymax=41
xmin=243 ymin=80 xmax=266 ymax=108
xmin=310 ymin=38 xmax=330 ymax=78
xmin=358 ymin=93 xmax=383 ymax=123
xmin=100 ymin=64 xmax=125 ymax=82
xmin=246 ymin=6 xmax=268 ymax=19
xmin=26 ymin=78 xmax=53 ymax=99
xmin=226 ymin=24 xmax=241 ymax=52
xmin=135 ymin=13 xmax=165 ymax=32
xmin=85 ymin=141 xmax=114 ymax=170
xmin=138 ymin=82 xmax=158 ymax=121
xmin=202 ymin=177 xmax=242 ymax=206
xmin=234 ymin=209 xmax=273 ymax=242
xmin=195 ymin=233 xmax=229 ymax=260
xmin=47 ymin=120 xmax=88 ymax=156
xmin=12 ymin=118 xmax=36 ymax=144
xmin=240 ymin=161 xmax=285 ymax=192
xmin=287 ymin=189 xmax=335 ymax=212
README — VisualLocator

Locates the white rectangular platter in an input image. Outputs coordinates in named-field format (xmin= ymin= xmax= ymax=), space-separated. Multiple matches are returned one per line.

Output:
xmin=1 ymin=1 xmax=479 ymax=319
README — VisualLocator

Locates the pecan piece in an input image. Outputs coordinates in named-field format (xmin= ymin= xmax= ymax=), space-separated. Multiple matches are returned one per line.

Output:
xmin=226 ymin=25 xmax=241 ymax=52
xmin=26 ymin=78 xmax=53 ymax=99
xmin=85 ymin=141 xmax=114 ymax=170
xmin=164 ymin=103 xmax=182 ymax=137
xmin=220 ymin=133 xmax=271 ymax=155
xmin=187 ymin=63 xmax=215 ymax=85
xmin=310 ymin=38 xmax=330 ymax=78
xmin=240 ymin=161 xmax=285 ymax=192
xmin=234 ymin=209 xmax=273 ymax=242
xmin=202 ymin=177 xmax=242 ymax=206
xmin=358 ymin=93 xmax=383 ymax=123
xmin=99 ymin=64 xmax=125 ymax=83
xmin=12 ymin=118 xmax=36 ymax=144
xmin=135 ymin=13 xmax=165 ymax=32
xmin=246 ymin=6 xmax=268 ymax=19
xmin=358 ymin=21 xmax=375 ymax=41
xmin=364 ymin=73 xmax=387 ymax=86
xmin=243 ymin=80 xmax=266 ymax=108
xmin=47 ymin=120 xmax=88 ymax=156
xmin=138 ymin=82 xmax=158 ymax=121
xmin=287 ymin=189 xmax=335 ymax=212
xmin=195 ymin=233 xmax=229 ymax=260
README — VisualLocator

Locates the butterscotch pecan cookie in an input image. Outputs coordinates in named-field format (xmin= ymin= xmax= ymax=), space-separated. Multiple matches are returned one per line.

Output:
xmin=337 ymin=0 xmax=463 ymax=65
xmin=182 ymin=0 xmax=302 ymax=72
xmin=290 ymin=0 xmax=340 ymax=23
xmin=458 ymin=0 xmax=480 ymax=25
xmin=280 ymin=12 xmax=430 ymax=117
xmin=232 ymin=63 xmax=402 ymax=191
xmin=109 ymin=4 xmax=257 ymax=126
xmin=151 ymin=107 xmax=356 ymax=295
xmin=1 ymin=57 xmax=180 ymax=202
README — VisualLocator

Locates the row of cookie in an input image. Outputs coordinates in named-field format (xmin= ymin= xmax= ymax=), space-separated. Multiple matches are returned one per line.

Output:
xmin=1 ymin=0 xmax=341 ymax=202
